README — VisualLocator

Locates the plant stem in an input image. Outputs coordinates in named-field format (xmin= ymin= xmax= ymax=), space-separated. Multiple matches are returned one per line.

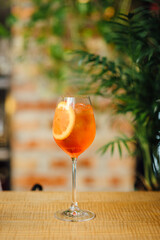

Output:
xmin=140 ymin=141 xmax=158 ymax=190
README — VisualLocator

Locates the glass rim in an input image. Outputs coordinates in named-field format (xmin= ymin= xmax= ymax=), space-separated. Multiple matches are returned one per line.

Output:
xmin=60 ymin=95 xmax=91 ymax=98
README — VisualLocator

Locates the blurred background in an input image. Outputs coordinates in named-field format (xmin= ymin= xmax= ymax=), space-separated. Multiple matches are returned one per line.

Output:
xmin=0 ymin=0 xmax=159 ymax=191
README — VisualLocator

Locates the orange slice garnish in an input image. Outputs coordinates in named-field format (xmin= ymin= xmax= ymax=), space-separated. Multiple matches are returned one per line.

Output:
xmin=53 ymin=101 xmax=75 ymax=140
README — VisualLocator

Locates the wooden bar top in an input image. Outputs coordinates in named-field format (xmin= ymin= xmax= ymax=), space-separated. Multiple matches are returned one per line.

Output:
xmin=0 ymin=192 xmax=160 ymax=239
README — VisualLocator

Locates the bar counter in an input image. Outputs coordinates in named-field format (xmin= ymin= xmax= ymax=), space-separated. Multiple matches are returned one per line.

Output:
xmin=0 ymin=192 xmax=160 ymax=239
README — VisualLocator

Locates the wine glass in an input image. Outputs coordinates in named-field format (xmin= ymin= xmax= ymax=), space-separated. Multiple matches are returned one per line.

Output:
xmin=52 ymin=96 xmax=96 ymax=222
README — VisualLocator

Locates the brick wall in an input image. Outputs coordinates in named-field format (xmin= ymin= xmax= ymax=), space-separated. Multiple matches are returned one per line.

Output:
xmin=10 ymin=0 xmax=135 ymax=191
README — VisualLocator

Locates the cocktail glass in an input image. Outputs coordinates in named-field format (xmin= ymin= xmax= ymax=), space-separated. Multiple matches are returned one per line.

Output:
xmin=52 ymin=96 xmax=96 ymax=222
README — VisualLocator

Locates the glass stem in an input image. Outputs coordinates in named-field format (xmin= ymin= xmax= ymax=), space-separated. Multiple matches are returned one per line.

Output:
xmin=71 ymin=157 xmax=78 ymax=208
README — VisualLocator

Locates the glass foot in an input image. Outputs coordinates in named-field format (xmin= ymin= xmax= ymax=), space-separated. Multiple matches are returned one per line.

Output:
xmin=54 ymin=206 xmax=96 ymax=222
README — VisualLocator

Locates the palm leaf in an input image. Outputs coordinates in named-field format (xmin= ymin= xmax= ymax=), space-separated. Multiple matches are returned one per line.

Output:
xmin=98 ymin=135 xmax=135 ymax=158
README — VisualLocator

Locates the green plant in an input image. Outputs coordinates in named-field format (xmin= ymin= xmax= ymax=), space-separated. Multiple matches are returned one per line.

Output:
xmin=22 ymin=0 xmax=102 ymax=93
xmin=76 ymin=2 xmax=160 ymax=190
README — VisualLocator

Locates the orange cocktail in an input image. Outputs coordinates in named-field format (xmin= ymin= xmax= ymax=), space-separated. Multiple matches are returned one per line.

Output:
xmin=52 ymin=96 xmax=96 ymax=222
xmin=53 ymin=102 xmax=96 ymax=158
